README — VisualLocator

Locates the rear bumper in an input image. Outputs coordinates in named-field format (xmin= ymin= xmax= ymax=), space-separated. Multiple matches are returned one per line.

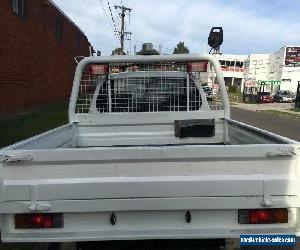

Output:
xmin=0 ymin=198 xmax=299 ymax=242
xmin=2 ymin=228 xmax=299 ymax=243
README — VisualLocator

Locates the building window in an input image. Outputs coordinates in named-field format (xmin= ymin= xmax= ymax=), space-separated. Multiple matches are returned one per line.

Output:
xmin=56 ymin=18 xmax=62 ymax=40
xmin=12 ymin=0 xmax=25 ymax=17
xmin=236 ymin=61 xmax=244 ymax=68
xmin=75 ymin=32 xmax=81 ymax=51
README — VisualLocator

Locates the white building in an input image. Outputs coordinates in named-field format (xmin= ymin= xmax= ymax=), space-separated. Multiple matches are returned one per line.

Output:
xmin=270 ymin=46 xmax=300 ymax=92
xmin=243 ymin=54 xmax=270 ymax=82
xmin=242 ymin=46 xmax=300 ymax=93
xmin=200 ymin=46 xmax=300 ymax=93
xmin=214 ymin=54 xmax=248 ymax=88
xmin=242 ymin=53 xmax=272 ymax=92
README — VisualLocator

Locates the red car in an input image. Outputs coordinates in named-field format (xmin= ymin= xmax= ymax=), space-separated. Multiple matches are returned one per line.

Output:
xmin=257 ymin=92 xmax=274 ymax=103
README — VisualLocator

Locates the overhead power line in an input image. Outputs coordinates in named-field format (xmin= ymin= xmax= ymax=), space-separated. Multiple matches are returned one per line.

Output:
xmin=107 ymin=0 xmax=119 ymax=37
xmin=99 ymin=0 xmax=119 ymax=41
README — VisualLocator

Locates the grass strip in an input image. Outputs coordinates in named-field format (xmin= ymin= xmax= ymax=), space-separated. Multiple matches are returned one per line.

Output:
xmin=0 ymin=101 xmax=68 ymax=148
xmin=259 ymin=110 xmax=300 ymax=120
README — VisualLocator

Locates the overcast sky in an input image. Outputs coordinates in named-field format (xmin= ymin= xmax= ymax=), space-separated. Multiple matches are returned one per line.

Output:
xmin=53 ymin=0 xmax=300 ymax=56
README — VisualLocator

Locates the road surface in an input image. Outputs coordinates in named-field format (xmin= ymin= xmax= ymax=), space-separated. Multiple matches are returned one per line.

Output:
xmin=231 ymin=106 xmax=300 ymax=141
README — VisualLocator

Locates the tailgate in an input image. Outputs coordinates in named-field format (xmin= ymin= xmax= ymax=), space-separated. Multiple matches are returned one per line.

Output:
xmin=1 ymin=144 xmax=299 ymax=203
xmin=0 ymin=144 xmax=300 ymax=242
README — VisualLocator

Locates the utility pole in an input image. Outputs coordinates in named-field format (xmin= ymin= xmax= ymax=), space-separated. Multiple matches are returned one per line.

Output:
xmin=114 ymin=5 xmax=132 ymax=54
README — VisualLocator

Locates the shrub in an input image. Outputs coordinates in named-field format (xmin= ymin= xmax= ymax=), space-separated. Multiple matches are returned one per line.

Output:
xmin=228 ymin=85 xmax=237 ymax=93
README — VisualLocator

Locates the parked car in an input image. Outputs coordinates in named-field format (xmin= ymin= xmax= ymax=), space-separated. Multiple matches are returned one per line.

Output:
xmin=256 ymin=91 xmax=274 ymax=103
xmin=274 ymin=90 xmax=296 ymax=103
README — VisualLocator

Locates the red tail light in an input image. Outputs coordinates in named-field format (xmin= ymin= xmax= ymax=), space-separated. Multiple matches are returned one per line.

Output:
xmin=87 ymin=64 xmax=109 ymax=75
xmin=15 ymin=213 xmax=63 ymax=229
xmin=238 ymin=209 xmax=288 ymax=224
xmin=187 ymin=61 xmax=208 ymax=72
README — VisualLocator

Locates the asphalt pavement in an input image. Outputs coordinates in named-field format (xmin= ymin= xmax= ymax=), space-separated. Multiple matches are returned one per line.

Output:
xmin=231 ymin=106 xmax=300 ymax=141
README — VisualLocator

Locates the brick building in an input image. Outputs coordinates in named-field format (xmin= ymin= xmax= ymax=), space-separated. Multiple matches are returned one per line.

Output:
xmin=0 ymin=0 xmax=92 ymax=115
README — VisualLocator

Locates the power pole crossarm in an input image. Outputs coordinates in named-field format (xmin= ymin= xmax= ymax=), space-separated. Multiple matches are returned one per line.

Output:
xmin=114 ymin=5 xmax=132 ymax=11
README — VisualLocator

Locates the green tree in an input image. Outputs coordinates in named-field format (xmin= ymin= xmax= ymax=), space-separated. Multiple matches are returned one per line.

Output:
xmin=173 ymin=42 xmax=190 ymax=54
xmin=111 ymin=48 xmax=126 ymax=55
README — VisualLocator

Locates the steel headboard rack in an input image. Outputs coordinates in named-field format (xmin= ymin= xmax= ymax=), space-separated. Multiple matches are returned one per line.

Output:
xmin=69 ymin=54 xmax=230 ymax=123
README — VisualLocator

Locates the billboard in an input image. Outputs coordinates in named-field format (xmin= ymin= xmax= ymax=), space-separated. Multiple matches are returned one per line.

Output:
xmin=285 ymin=47 xmax=300 ymax=67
